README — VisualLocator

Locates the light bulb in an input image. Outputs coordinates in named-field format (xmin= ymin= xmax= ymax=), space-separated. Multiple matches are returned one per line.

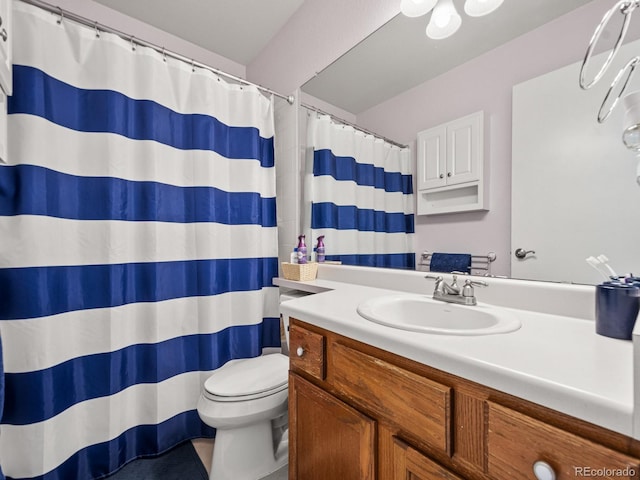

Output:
xmin=433 ymin=8 xmax=451 ymax=27
xmin=401 ymin=0 xmax=438 ymax=17
xmin=426 ymin=0 xmax=461 ymax=40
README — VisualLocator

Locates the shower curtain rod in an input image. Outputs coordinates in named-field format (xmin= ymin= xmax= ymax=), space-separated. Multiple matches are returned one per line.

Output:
xmin=19 ymin=0 xmax=295 ymax=105
xmin=301 ymin=102 xmax=408 ymax=149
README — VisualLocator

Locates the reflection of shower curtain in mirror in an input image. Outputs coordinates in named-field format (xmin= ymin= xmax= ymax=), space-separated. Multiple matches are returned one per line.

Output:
xmin=305 ymin=114 xmax=414 ymax=268
xmin=0 ymin=3 xmax=279 ymax=479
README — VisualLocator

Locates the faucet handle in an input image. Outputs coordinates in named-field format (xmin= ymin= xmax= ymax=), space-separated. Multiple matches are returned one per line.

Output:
xmin=424 ymin=275 xmax=444 ymax=294
xmin=465 ymin=279 xmax=488 ymax=287
xmin=462 ymin=279 xmax=488 ymax=299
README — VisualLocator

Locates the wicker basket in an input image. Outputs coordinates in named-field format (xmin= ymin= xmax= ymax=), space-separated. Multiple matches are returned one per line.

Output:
xmin=281 ymin=262 xmax=318 ymax=281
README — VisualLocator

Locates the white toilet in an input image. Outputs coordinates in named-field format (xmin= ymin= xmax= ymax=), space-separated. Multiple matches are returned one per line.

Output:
xmin=196 ymin=290 xmax=309 ymax=480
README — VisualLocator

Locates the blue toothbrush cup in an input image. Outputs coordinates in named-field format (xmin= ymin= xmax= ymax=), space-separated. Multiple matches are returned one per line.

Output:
xmin=595 ymin=282 xmax=640 ymax=340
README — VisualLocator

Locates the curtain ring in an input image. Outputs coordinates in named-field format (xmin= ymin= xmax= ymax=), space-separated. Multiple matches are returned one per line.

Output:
xmin=94 ymin=21 xmax=100 ymax=38
xmin=162 ymin=47 xmax=166 ymax=62
xmin=130 ymin=36 xmax=136 ymax=51
xmin=56 ymin=7 xmax=64 ymax=25
xmin=191 ymin=59 xmax=195 ymax=72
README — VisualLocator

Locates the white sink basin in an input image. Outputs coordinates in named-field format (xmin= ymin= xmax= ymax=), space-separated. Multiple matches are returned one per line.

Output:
xmin=356 ymin=293 xmax=521 ymax=336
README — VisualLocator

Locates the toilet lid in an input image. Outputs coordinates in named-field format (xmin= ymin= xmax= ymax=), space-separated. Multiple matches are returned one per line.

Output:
xmin=204 ymin=354 xmax=288 ymax=398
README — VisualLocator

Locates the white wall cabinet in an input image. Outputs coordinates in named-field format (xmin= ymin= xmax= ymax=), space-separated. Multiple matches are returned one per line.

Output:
xmin=416 ymin=111 xmax=488 ymax=215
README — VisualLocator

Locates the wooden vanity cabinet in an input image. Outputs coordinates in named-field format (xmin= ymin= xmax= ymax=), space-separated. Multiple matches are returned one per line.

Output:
xmin=288 ymin=319 xmax=640 ymax=480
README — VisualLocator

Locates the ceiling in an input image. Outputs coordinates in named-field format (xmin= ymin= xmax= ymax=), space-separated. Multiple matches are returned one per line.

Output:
xmin=93 ymin=0 xmax=306 ymax=65
xmin=302 ymin=0 xmax=594 ymax=114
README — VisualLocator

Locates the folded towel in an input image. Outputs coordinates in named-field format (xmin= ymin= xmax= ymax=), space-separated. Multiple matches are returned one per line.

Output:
xmin=430 ymin=253 xmax=472 ymax=274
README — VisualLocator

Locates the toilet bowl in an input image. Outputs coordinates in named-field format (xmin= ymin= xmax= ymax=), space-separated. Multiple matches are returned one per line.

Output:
xmin=197 ymin=353 xmax=289 ymax=480
xmin=197 ymin=290 xmax=311 ymax=479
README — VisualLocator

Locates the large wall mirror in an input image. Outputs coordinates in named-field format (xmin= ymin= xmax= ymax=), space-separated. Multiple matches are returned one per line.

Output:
xmin=299 ymin=0 xmax=640 ymax=285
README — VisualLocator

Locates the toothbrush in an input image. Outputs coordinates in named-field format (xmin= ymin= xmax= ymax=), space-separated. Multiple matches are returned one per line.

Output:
xmin=596 ymin=254 xmax=618 ymax=279
xmin=585 ymin=256 xmax=610 ymax=280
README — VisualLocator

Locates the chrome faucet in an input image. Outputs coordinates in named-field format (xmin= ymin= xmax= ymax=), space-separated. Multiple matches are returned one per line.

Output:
xmin=425 ymin=274 xmax=488 ymax=306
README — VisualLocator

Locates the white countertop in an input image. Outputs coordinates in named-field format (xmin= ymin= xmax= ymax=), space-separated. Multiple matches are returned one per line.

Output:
xmin=277 ymin=276 xmax=634 ymax=437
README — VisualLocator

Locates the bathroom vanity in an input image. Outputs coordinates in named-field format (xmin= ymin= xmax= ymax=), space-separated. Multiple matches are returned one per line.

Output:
xmin=277 ymin=265 xmax=640 ymax=479
xmin=288 ymin=319 xmax=639 ymax=479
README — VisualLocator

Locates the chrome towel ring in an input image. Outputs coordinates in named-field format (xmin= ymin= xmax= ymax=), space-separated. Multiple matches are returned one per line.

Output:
xmin=580 ymin=0 xmax=640 ymax=123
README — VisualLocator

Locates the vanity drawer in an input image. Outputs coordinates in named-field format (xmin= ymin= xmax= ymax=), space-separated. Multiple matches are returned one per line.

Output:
xmin=329 ymin=342 xmax=452 ymax=454
xmin=487 ymin=402 xmax=640 ymax=479
xmin=289 ymin=323 xmax=325 ymax=381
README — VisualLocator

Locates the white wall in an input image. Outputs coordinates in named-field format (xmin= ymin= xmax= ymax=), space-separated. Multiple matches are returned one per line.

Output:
xmin=275 ymin=95 xmax=301 ymax=270
xmin=354 ymin=0 xmax=635 ymax=277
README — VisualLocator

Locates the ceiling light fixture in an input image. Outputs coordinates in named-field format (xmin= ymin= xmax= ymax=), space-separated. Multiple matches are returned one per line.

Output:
xmin=401 ymin=0 xmax=503 ymax=40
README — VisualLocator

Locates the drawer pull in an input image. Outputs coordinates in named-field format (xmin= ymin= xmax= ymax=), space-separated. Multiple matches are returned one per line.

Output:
xmin=296 ymin=346 xmax=304 ymax=357
xmin=532 ymin=461 xmax=556 ymax=480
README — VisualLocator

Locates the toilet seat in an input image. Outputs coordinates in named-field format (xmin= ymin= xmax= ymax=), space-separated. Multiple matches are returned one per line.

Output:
xmin=203 ymin=354 xmax=288 ymax=402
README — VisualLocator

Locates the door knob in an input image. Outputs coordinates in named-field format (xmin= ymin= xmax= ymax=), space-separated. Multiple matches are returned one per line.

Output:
xmin=515 ymin=248 xmax=535 ymax=259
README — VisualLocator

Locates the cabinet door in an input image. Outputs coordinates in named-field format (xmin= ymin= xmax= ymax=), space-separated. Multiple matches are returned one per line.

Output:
xmin=392 ymin=437 xmax=463 ymax=480
xmin=0 ymin=0 xmax=11 ymax=96
xmin=289 ymin=373 xmax=376 ymax=480
xmin=417 ymin=125 xmax=447 ymax=190
xmin=446 ymin=112 xmax=482 ymax=186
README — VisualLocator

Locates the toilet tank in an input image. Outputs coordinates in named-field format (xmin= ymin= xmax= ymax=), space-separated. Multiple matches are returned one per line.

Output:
xmin=279 ymin=290 xmax=312 ymax=355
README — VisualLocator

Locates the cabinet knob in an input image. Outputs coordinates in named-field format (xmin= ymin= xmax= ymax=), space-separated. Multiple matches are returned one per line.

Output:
xmin=447 ymin=172 xmax=452 ymax=177
xmin=0 ymin=29 xmax=7 ymax=42
xmin=439 ymin=173 xmax=444 ymax=179
xmin=296 ymin=346 xmax=304 ymax=357
xmin=532 ymin=461 xmax=556 ymax=480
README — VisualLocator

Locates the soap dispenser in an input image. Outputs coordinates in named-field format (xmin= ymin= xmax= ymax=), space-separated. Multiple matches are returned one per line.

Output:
xmin=316 ymin=235 xmax=325 ymax=263
xmin=297 ymin=235 xmax=307 ymax=264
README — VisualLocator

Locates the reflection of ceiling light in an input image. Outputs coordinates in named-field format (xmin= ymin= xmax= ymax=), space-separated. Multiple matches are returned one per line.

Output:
xmin=400 ymin=0 xmax=503 ymax=40
xmin=464 ymin=0 xmax=504 ymax=17
xmin=400 ymin=0 xmax=438 ymax=17
xmin=426 ymin=0 xmax=461 ymax=39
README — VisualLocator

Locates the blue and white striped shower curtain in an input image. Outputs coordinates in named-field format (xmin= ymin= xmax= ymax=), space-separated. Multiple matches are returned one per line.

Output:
xmin=305 ymin=114 xmax=415 ymax=268
xmin=0 ymin=3 xmax=279 ymax=479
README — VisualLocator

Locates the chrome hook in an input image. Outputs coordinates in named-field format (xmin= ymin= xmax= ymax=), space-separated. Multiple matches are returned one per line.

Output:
xmin=56 ymin=7 xmax=64 ymax=25
xmin=130 ymin=36 xmax=136 ymax=51
xmin=161 ymin=47 xmax=166 ymax=62
xmin=94 ymin=21 xmax=100 ymax=38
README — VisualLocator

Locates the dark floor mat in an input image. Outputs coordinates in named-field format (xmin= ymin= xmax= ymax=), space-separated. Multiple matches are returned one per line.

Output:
xmin=107 ymin=441 xmax=208 ymax=480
